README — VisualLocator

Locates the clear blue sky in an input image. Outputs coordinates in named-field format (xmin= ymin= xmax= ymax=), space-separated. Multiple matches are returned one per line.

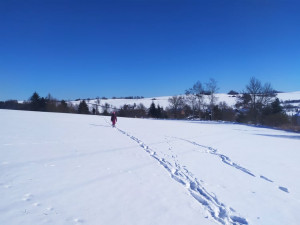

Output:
xmin=1 ymin=0 xmax=299 ymax=101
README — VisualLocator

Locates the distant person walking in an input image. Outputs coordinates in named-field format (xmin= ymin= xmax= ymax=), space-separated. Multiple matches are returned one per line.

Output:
xmin=111 ymin=112 xmax=117 ymax=127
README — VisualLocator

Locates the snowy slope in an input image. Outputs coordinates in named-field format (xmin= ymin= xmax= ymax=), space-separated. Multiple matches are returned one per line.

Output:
xmin=1 ymin=110 xmax=300 ymax=225
xmin=276 ymin=91 xmax=300 ymax=102
xmin=71 ymin=91 xmax=300 ymax=113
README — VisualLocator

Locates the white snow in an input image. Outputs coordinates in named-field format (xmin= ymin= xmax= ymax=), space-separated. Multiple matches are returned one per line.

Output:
xmin=276 ymin=91 xmax=300 ymax=102
xmin=1 ymin=109 xmax=300 ymax=225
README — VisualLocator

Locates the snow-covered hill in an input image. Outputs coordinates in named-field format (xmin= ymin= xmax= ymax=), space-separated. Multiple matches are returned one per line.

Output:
xmin=70 ymin=91 xmax=300 ymax=114
xmin=1 ymin=109 xmax=300 ymax=225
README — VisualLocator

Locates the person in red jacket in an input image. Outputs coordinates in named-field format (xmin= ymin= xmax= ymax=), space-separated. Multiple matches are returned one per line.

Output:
xmin=111 ymin=112 xmax=117 ymax=127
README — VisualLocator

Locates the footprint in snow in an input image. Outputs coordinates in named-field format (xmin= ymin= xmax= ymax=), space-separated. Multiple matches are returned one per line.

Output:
xmin=33 ymin=202 xmax=41 ymax=207
xmin=260 ymin=175 xmax=273 ymax=183
xmin=22 ymin=193 xmax=33 ymax=201
xmin=74 ymin=218 xmax=84 ymax=223
xmin=279 ymin=186 xmax=289 ymax=193
xmin=1 ymin=183 xmax=12 ymax=189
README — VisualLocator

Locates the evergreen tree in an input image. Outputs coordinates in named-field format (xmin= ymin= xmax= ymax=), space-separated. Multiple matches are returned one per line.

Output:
xmin=78 ymin=100 xmax=90 ymax=114
xmin=261 ymin=98 xmax=287 ymax=126
xmin=148 ymin=102 xmax=157 ymax=118
xmin=236 ymin=93 xmax=251 ymax=108
xmin=271 ymin=98 xmax=283 ymax=114
xmin=58 ymin=100 xmax=69 ymax=113
xmin=39 ymin=97 xmax=46 ymax=111
xmin=29 ymin=92 xmax=41 ymax=111
xmin=156 ymin=104 xmax=162 ymax=118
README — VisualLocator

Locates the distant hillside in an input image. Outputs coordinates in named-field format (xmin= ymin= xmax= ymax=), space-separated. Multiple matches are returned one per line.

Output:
xmin=69 ymin=91 xmax=300 ymax=114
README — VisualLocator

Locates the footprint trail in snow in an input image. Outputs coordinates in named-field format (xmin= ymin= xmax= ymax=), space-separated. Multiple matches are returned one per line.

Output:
xmin=113 ymin=124 xmax=249 ymax=225
xmin=172 ymin=137 xmax=289 ymax=194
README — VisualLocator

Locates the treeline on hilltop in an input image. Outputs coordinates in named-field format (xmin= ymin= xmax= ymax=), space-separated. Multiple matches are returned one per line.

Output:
xmin=1 ymin=77 xmax=299 ymax=131
xmin=0 ymin=92 xmax=79 ymax=114
xmin=164 ymin=77 xmax=299 ymax=130
xmin=108 ymin=77 xmax=299 ymax=131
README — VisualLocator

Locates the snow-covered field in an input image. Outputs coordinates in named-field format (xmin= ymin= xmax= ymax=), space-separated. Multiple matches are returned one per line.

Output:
xmin=1 ymin=109 xmax=300 ymax=225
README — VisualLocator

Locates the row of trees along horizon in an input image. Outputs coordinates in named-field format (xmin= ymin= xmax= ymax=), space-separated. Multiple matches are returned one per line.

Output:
xmin=0 ymin=77 xmax=299 ymax=131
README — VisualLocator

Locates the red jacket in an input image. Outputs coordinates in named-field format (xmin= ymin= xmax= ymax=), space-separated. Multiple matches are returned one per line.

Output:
xmin=111 ymin=113 xmax=117 ymax=122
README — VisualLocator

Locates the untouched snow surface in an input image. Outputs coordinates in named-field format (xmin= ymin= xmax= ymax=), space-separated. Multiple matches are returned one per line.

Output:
xmin=1 ymin=110 xmax=300 ymax=225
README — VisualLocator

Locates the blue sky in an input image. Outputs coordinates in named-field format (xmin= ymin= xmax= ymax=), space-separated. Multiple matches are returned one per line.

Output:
xmin=1 ymin=0 xmax=299 ymax=100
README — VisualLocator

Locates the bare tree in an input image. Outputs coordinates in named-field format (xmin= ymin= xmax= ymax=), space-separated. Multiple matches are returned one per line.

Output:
xmin=185 ymin=94 xmax=197 ymax=116
xmin=205 ymin=78 xmax=219 ymax=119
xmin=246 ymin=77 xmax=262 ymax=110
xmin=45 ymin=93 xmax=58 ymax=112
xmin=96 ymin=97 xmax=101 ymax=105
xmin=245 ymin=77 xmax=277 ymax=123
xmin=246 ymin=77 xmax=276 ymax=110
xmin=102 ymin=103 xmax=110 ymax=115
xmin=260 ymin=82 xmax=276 ymax=106
xmin=185 ymin=81 xmax=205 ymax=118
xmin=168 ymin=96 xmax=185 ymax=118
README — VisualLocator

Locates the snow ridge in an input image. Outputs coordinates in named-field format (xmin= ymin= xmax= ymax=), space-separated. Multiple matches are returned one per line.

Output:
xmin=113 ymin=124 xmax=248 ymax=225
xmin=174 ymin=137 xmax=289 ymax=194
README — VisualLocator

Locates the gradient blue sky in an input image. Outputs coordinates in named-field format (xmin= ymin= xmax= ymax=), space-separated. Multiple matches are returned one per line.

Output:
xmin=1 ymin=0 xmax=300 ymax=100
